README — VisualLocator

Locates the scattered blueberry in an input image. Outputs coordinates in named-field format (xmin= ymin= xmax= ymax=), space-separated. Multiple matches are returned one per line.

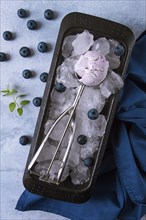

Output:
xmin=19 ymin=135 xmax=29 ymax=145
xmin=27 ymin=20 xmax=37 ymax=30
xmin=17 ymin=8 xmax=27 ymax=18
xmin=40 ymin=72 xmax=48 ymax=82
xmin=0 ymin=52 xmax=7 ymax=62
xmin=55 ymin=82 xmax=66 ymax=93
xmin=77 ymin=135 xmax=87 ymax=145
xmin=87 ymin=108 xmax=99 ymax=120
xmin=114 ymin=44 xmax=125 ymax=56
xmin=44 ymin=9 xmax=54 ymax=20
xmin=3 ymin=31 xmax=13 ymax=41
xmin=84 ymin=157 xmax=94 ymax=167
xmin=19 ymin=47 xmax=31 ymax=57
xmin=32 ymin=97 xmax=42 ymax=107
xmin=37 ymin=42 xmax=48 ymax=53
xmin=22 ymin=69 xmax=32 ymax=79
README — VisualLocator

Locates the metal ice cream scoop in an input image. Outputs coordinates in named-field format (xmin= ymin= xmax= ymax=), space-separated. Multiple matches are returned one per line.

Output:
xmin=28 ymin=51 xmax=109 ymax=185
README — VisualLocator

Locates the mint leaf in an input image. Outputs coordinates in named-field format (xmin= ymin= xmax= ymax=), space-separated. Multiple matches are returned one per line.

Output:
xmin=1 ymin=90 xmax=10 ymax=96
xmin=16 ymin=94 xmax=27 ymax=99
xmin=9 ymin=102 xmax=16 ymax=112
xmin=1 ymin=90 xmax=9 ymax=93
xmin=1 ymin=84 xmax=29 ymax=116
xmin=3 ymin=94 xmax=10 ymax=96
xmin=10 ymin=89 xmax=17 ymax=95
xmin=17 ymin=108 xmax=23 ymax=116
xmin=20 ymin=100 xmax=30 ymax=106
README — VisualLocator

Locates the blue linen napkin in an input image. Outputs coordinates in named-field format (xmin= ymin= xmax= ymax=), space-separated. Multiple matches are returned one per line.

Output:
xmin=16 ymin=32 xmax=146 ymax=220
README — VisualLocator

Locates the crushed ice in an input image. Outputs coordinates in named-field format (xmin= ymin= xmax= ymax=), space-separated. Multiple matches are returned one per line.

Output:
xmin=34 ymin=30 xmax=124 ymax=185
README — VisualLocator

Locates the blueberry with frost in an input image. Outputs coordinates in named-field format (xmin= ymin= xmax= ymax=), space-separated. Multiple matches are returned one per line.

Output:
xmin=114 ymin=44 xmax=125 ymax=56
xmin=77 ymin=135 xmax=87 ymax=145
xmin=87 ymin=109 xmax=99 ymax=120
xmin=32 ymin=97 xmax=42 ymax=107
xmin=55 ymin=82 xmax=66 ymax=93
xmin=84 ymin=157 xmax=94 ymax=167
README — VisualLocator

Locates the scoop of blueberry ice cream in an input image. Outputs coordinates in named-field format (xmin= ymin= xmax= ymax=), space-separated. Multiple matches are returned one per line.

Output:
xmin=74 ymin=50 xmax=109 ymax=86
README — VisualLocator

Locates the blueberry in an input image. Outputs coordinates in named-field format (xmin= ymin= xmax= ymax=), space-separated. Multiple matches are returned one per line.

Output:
xmin=114 ymin=44 xmax=125 ymax=56
xmin=19 ymin=47 xmax=31 ymax=57
xmin=37 ymin=42 xmax=48 ymax=53
xmin=40 ymin=72 xmax=48 ymax=82
xmin=27 ymin=20 xmax=37 ymax=30
xmin=84 ymin=157 xmax=94 ymax=167
xmin=17 ymin=9 xmax=27 ymax=18
xmin=0 ymin=52 xmax=7 ymax=62
xmin=3 ymin=31 xmax=13 ymax=41
xmin=77 ymin=135 xmax=87 ymax=145
xmin=19 ymin=135 xmax=29 ymax=145
xmin=44 ymin=9 xmax=54 ymax=20
xmin=32 ymin=97 xmax=42 ymax=107
xmin=22 ymin=69 xmax=32 ymax=79
xmin=87 ymin=108 xmax=99 ymax=120
xmin=55 ymin=82 xmax=66 ymax=93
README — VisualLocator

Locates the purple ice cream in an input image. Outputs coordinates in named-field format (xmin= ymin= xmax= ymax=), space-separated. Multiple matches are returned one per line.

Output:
xmin=74 ymin=51 xmax=109 ymax=86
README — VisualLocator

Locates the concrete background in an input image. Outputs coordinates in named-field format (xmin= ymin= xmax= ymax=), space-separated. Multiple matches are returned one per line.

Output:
xmin=0 ymin=0 xmax=146 ymax=219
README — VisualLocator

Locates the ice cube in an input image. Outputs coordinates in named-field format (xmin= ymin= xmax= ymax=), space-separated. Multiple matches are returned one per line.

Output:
xmin=73 ymin=112 xmax=106 ymax=159
xmin=48 ymin=88 xmax=77 ymax=119
xmin=49 ymin=160 xmax=69 ymax=182
xmin=56 ymin=58 xmax=79 ymax=88
xmin=68 ymin=148 xmax=80 ymax=166
xmin=91 ymin=37 xmax=110 ymax=55
xmin=77 ymin=86 xmax=105 ymax=114
xmin=108 ymin=39 xmax=119 ymax=53
xmin=70 ymin=160 xmax=90 ymax=185
xmin=110 ymin=71 xmax=124 ymax=91
xmin=72 ymin=30 xmax=94 ymax=55
xmin=106 ymin=54 xmax=121 ymax=70
xmin=100 ymin=70 xmax=124 ymax=98
xmin=80 ymin=136 xmax=100 ymax=159
xmin=99 ymin=84 xmax=112 ymax=98
xmin=51 ymin=89 xmax=66 ymax=105
xmin=44 ymin=117 xmax=67 ymax=141
xmin=34 ymin=160 xmax=69 ymax=182
xmin=106 ymin=39 xmax=121 ymax=70
xmin=58 ymin=148 xmax=66 ymax=161
xmin=59 ymin=147 xmax=80 ymax=168
xmin=93 ymin=114 xmax=107 ymax=137
xmin=62 ymin=35 xmax=77 ymax=58
xmin=45 ymin=115 xmax=69 ymax=141
xmin=44 ymin=119 xmax=54 ymax=134
xmin=64 ymin=55 xmax=79 ymax=74
xmin=37 ymin=144 xmax=57 ymax=163
xmin=34 ymin=160 xmax=50 ymax=176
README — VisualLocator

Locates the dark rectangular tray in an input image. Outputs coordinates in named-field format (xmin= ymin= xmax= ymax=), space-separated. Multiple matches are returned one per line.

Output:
xmin=23 ymin=12 xmax=135 ymax=203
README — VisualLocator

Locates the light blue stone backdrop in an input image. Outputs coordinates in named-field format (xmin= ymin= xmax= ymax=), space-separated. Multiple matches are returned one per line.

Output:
xmin=0 ymin=0 xmax=145 ymax=219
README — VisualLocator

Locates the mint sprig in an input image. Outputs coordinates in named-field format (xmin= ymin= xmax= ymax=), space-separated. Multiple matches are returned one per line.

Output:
xmin=1 ymin=85 xmax=30 ymax=116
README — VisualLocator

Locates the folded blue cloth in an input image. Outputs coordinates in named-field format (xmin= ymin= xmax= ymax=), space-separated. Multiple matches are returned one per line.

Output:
xmin=16 ymin=32 xmax=146 ymax=220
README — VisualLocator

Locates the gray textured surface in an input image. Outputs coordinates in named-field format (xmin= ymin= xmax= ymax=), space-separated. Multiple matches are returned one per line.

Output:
xmin=0 ymin=0 xmax=146 ymax=219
